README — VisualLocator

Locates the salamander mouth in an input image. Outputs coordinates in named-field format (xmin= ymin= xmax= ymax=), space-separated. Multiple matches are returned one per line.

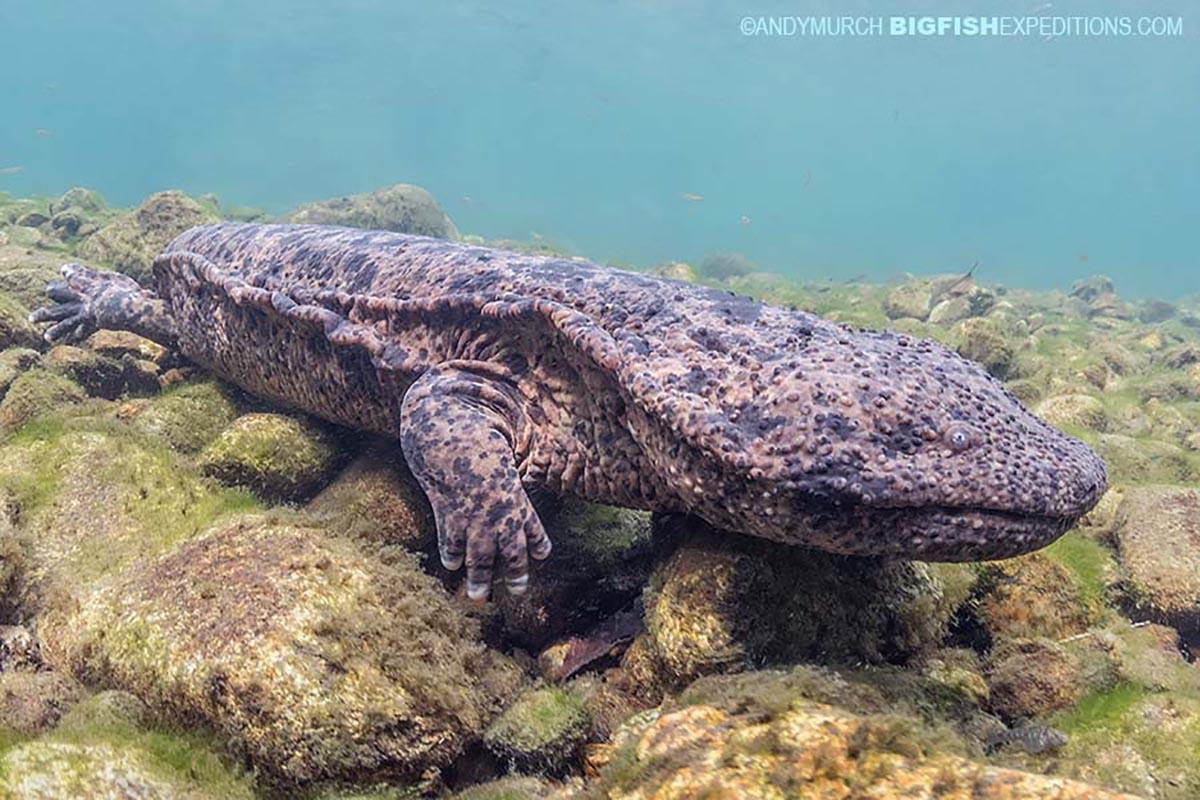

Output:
xmin=875 ymin=504 xmax=1074 ymax=562
xmin=789 ymin=502 xmax=1076 ymax=562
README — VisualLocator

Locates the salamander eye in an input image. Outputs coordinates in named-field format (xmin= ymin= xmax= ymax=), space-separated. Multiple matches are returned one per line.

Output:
xmin=944 ymin=423 xmax=977 ymax=452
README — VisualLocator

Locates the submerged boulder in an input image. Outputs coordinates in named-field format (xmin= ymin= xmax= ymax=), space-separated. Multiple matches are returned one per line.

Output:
xmin=882 ymin=279 xmax=934 ymax=321
xmin=282 ymin=183 xmax=459 ymax=239
xmin=587 ymin=669 xmax=1133 ymax=799
xmin=79 ymin=190 xmax=219 ymax=282
xmin=1114 ymin=485 xmax=1200 ymax=633
xmin=1036 ymin=393 xmax=1107 ymax=432
xmin=198 ymin=412 xmax=344 ymax=502
xmin=642 ymin=519 xmax=955 ymax=687
xmin=306 ymin=440 xmax=435 ymax=555
xmin=50 ymin=514 xmax=525 ymax=786
xmin=0 ymin=368 xmax=87 ymax=430
xmin=482 ymin=683 xmax=590 ymax=772
xmin=124 ymin=380 xmax=241 ymax=453
xmin=0 ymin=690 xmax=255 ymax=800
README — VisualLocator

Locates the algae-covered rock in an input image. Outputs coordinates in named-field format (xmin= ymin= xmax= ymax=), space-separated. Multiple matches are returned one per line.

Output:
xmin=0 ymin=669 xmax=83 ymax=734
xmin=125 ymin=380 xmax=239 ymax=453
xmin=50 ymin=513 xmax=526 ymax=786
xmin=86 ymin=329 xmax=168 ymax=364
xmin=643 ymin=520 xmax=955 ymax=685
xmin=1114 ymin=485 xmax=1200 ymax=633
xmin=79 ymin=190 xmax=218 ymax=281
xmin=953 ymin=317 xmax=1015 ymax=378
xmin=0 ymin=368 xmax=86 ymax=430
xmin=1091 ymin=432 xmax=1196 ymax=484
xmin=0 ymin=347 xmax=40 ymax=396
xmin=0 ymin=690 xmax=255 ymax=800
xmin=589 ymin=686 xmax=1132 ymax=798
xmin=307 ymin=441 xmax=434 ymax=555
xmin=974 ymin=551 xmax=1100 ymax=645
xmin=0 ymin=291 xmax=41 ymax=351
xmin=1036 ymin=393 xmax=1108 ymax=432
xmin=646 ymin=261 xmax=697 ymax=282
xmin=882 ymin=279 xmax=933 ymax=321
xmin=44 ymin=344 xmax=158 ymax=399
xmin=198 ymin=412 xmax=343 ymax=501
xmin=0 ymin=424 xmax=258 ymax=617
xmin=0 ymin=246 xmax=74 ymax=309
xmin=449 ymin=777 xmax=558 ymax=800
xmin=483 ymin=684 xmax=590 ymax=772
xmin=987 ymin=637 xmax=1083 ymax=722
xmin=282 ymin=184 xmax=458 ymax=239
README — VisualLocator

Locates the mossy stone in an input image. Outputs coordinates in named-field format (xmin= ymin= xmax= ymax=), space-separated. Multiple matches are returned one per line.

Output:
xmin=127 ymin=381 xmax=239 ymax=454
xmin=0 ymin=368 xmax=86 ymax=431
xmin=79 ymin=191 xmax=218 ymax=281
xmin=50 ymin=513 xmax=526 ymax=786
xmin=1036 ymin=393 xmax=1108 ymax=432
xmin=643 ymin=520 xmax=956 ymax=685
xmin=483 ymin=684 xmax=590 ymax=771
xmin=0 ymin=291 xmax=41 ymax=351
xmin=282 ymin=184 xmax=458 ymax=240
xmin=198 ymin=412 xmax=343 ymax=501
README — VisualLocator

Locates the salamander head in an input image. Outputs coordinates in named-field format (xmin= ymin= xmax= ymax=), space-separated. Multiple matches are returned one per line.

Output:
xmin=665 ymin=321 xmax=1106 ymax=561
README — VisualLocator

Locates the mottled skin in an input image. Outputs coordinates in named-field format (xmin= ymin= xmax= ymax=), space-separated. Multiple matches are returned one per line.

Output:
xmin=32 ymin=223 xmax=1106 ymax=600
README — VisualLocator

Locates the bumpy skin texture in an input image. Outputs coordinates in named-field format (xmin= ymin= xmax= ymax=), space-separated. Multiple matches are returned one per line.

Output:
xmin=33 ymin=223 xmax=1106 ymax=599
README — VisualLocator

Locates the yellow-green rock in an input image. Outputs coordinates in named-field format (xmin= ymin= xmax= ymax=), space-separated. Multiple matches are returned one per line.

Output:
xmin=198 ymin=412 xmax=343 ymax=501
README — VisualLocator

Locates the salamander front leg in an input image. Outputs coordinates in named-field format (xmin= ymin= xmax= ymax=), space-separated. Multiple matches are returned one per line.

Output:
xmin=399 ymin=366 xmax=551 ymax=600
xmin=30 ymin=264 xmax=179 ymax=348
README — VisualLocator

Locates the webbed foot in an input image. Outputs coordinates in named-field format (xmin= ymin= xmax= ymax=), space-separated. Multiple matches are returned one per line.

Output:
xmin=400 ymin=365 xmax=551 ymax=600
xmin=30 ymin=264 xmax=177 ymax=348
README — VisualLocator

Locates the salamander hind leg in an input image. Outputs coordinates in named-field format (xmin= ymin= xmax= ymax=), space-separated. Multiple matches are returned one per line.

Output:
xmin=400 ymin=365 xmax=551 ymax=600
xmin=30 ymin=264 xmax=178 ymax=347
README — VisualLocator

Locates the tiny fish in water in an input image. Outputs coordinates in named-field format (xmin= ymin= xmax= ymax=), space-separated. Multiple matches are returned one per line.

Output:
xmin=985 ymin=725 xmax=1068 ymax=755
xmin=739 ymin=215 xmax=751 ymax=226
xmin=35 ymin=128 xmax=53 ymax=138
xmin=680 ymin=192 xmax=704 ymax=202
xmin=0 ymin=166 xmax=22 ymax=176
xmin=802 ymin=170 xmax=812 ymax=189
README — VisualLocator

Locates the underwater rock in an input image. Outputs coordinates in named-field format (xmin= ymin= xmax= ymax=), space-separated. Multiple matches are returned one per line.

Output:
xmin=973 ymin=551 xmax=1098 ymax=645
xmin=0 ymin=347 xmax=41 ymax=396
xmin=1091 ymin=432 xmax=1195 ymax=484
xmin=0 ymin=291 xmax=42 ymax=351
xmin=882 ymin=279 xmax=933 ymax=320
xmin=282 ymin=183 xmax=459 ymax=239
xmin=986 ymin=637 xmax=1083 ymax=722
xmin=587 ymin=685 xmax=1130 ymax=798
xmin=49 ymin=513 xmax=526 ymax=787
xmin=86 ymin=329 xmax=168 ymax=364
xmin=646 ymin=261 xmax=697 ymax=282
xmin=0 ymin=368 xmax=86 ymax=430
xmin=1035 ymin=393 xmax=1108 ymax=432
xmin=482 ymin=683 xmax=591 ymax=773
xmin=1114 ymin=485 xmax=1200 ymax=634
xmin=0 ymin=424 xmax=257 ymax=620
xmin=306 ymin=440 xmax=435 ymax=555
xmin=125 ymin=379 xmax=240 ymax=453
xmin=696 ymin=252 xmax=755 ymax=280
xmin=642 ymin=519 xmax=955 ymax=687
xmin=0 ymin=246 xmax=75 ymax=308
xmin=0 ymin=669 xmax=83 ymax=734
xmin=44 ymin=343 xmax=159 ymax=399
xmin=953 ymin=317 xmax=1015 ymax=378
xmin=79 ymin=190 xmax=219 ymax=282
xmin=198 ymin=412 xmax=343 ymax=502
xmin=0 ymin=690 xmax=254 ymax=800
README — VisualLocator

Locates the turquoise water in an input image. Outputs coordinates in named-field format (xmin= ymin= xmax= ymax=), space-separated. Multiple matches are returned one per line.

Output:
xmin=1 ymin=0 xmax=1196 ymax=297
